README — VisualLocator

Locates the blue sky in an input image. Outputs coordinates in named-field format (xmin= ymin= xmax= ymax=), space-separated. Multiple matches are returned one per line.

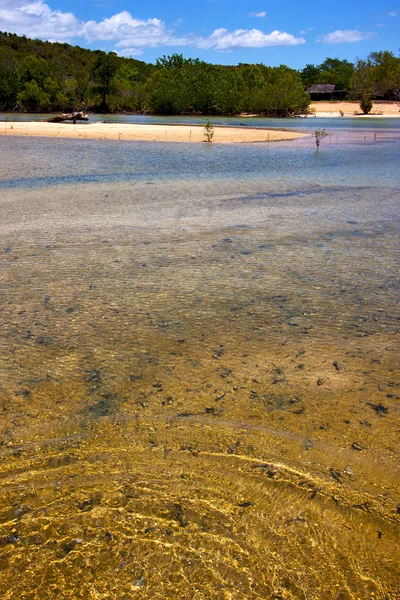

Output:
xmin=0 ymin=0 xmax=398 ymax=67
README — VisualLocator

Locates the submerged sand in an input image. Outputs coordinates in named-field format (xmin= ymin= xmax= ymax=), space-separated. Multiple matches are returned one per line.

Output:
xmin=1 ymin=176 xmax=399 ymax=599
xmin=0 ymin=121 xmax=306 ymax=143
xmin=1 ymin=122 xmax=400 ymax=598
xmin=310 ymin=100 xmax=400 ymax=117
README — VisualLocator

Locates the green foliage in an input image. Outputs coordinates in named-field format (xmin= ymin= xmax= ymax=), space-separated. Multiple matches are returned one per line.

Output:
xmin=1 ymin=31 xmax=398 ymax=116
xmin=350 ymin=58 xmax=374 ymax=101
xmin=0 ymin=35 xmax=310 ymax=116
xmin=318 ymin=58 xmax=354 ymax=90
xmin=300 ymin=57 xmax=354 ymax=92
xmin=0 ymin=31 xmax=150 ymax=113
xmin=147 ymin=56 xmax=309 ymax=116
xmin=17 ymin=79 xmax=50 ymax=111
xmin=92 ymin=51 xmax=120 ymax=111
xmin=204 ymin=121 xmax=214 ymax=142
xmin=360 ymin=95 xmax=373 ymax=114
xmin=300 ymin=64 xmax=322 ymax=89
xmin=351 ymin=51 xmax=400 ymax=101
xmin=0 ymin=45 xmax=21 ymax=109
xmin=368 ymin=51 xmax=400 ymax=98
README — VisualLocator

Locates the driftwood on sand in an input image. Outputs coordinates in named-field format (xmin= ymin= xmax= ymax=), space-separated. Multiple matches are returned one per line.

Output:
xmin=45 ymin=112 xmax=89 ymax=124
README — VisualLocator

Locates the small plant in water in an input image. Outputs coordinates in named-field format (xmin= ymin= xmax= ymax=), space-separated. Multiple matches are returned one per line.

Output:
xmin=314 ymin=128 xmax=328 ymax=149
xmin=204 ymin=121 xmax=214 ymax=142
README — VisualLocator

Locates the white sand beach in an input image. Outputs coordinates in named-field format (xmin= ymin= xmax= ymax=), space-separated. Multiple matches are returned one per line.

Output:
xmin=310 ymin=100 xmax=400 ymax=117
xmin=0 ymin=121 xmax=307 ymax=143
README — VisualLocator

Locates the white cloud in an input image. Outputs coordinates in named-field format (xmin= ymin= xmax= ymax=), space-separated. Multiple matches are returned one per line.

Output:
xmin=116 ymin=47 xmax=144 ymax=57
xmin=388 ymin=10 xmax=398 ymax=16
xmin=0 ymin=3 xmax=193 ymax=47
xmin=317 ymin=29 xmax=376 ymax=43
xmin=198 ymin=28 xmax=305 ymax=50
xmin=0 ymin=0 xmax=81 ymax=41
xmin=299 ymin=27 xmax=314 ymax=34
xmin=249 ymin=11 xmax=267 ymax=18
xmin=0 ymin=2 xmax=305 ymax=53
xmin=82 ymin=12 xmax=170 ymax=44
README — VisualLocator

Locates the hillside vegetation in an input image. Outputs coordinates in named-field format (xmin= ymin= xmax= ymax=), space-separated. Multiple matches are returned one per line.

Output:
xmin=0 ymin=32 xmax=399 ymax=115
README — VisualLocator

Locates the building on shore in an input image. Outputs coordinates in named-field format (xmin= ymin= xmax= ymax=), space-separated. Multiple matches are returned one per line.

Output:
xmin=307 ymin=84 xmax=347 ymax=101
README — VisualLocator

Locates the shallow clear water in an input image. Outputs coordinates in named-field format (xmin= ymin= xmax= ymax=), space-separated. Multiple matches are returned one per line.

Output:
xmin=0 ymin=127 xmax=399 ymax=190
xmin=2 ymin=111 xmax=400 ymax=131
xmin=0 ymin=126 xmax=399 ymax=599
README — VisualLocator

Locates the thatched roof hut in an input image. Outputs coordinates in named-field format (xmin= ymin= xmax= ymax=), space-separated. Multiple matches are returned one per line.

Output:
xmin=307 ymin=84 xmax=336 ymax=100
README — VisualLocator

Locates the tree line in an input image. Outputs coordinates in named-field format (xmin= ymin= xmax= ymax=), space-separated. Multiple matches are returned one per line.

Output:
xmin=300 ymin=52 xmax=400 ymax=101
xmin=0 ymin=32 xmax=399 ymax=115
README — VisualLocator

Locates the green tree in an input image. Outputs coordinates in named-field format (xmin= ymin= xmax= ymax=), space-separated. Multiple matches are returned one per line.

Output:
xmin=148 ymin=55 xmax=198 ymax=114
xmin=300 ymin=58 xmax=354 ymax=92
xmin=351 ymin=58 xmax=374 ymax=100
xmin=300 ymin=63 xmax=322 ymax=89
xmin=351 ymin=51 xmax=400 ymax=100
xmin=20 ymin=55 xmax=49 ymax=87
xmin=92 ymin=51 xmax=120 ymax=111
xmin=318 ymin=58 xmax=354 ymax=91
xmin=156 ymin=53 xmax=185 ymax=70
xmin=253 ymin=65 xmax=309 ymax=116
xmin=368 ymin=50 xmax=400 ymax=98
xmin=191 ymin=63 xmax=219 ymax=113
xmin=18 ymin=79 xmax=50 ymax=111
xmin=212 ymin=68 xmax=244 ymax=114
xmin=0 ymin=45 xmax=21 ymax=108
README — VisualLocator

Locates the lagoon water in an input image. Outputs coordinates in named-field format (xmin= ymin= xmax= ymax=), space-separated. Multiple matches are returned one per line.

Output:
xmin=0 ymin=120 xmax=399 ymax=599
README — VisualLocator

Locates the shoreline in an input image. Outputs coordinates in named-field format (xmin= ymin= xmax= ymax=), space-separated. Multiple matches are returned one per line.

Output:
xmin=309 ymin=100 xmax=400 ymax=118
xmin=0 ymin=122 xmax=307 ymax=143
xmin=1 ymin=100 xmax=398 ymax=143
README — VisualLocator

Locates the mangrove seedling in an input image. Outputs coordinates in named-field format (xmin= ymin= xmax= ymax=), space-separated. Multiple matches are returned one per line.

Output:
xmin=314 ymin=128 xmax=328 ymax=149
xmin=204 ymin=121 xmax=214 ymax=142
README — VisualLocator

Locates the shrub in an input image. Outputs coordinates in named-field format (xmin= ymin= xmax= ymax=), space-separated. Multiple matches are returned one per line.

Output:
xmin=360 ymin=95 xmax=373 ymax=114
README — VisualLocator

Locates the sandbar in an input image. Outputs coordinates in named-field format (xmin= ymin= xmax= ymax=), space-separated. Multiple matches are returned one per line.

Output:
xmin=310 ymin=100 xmax=400 ymax=117
xmin=0 ymin=121 xmax=307 ymax=143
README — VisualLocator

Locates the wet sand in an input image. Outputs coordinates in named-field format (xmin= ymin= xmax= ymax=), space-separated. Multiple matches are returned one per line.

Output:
xmin=0 ymin=121 xmax=307 ymax=143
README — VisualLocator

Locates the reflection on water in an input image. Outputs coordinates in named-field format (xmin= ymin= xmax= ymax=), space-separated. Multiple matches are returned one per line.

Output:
xmin=0 ymin=131 xmax=399 ymax=599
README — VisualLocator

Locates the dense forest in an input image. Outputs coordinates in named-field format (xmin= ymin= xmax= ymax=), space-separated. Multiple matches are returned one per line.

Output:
xmin=0 ymin=31 xmax=399 ymax=115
